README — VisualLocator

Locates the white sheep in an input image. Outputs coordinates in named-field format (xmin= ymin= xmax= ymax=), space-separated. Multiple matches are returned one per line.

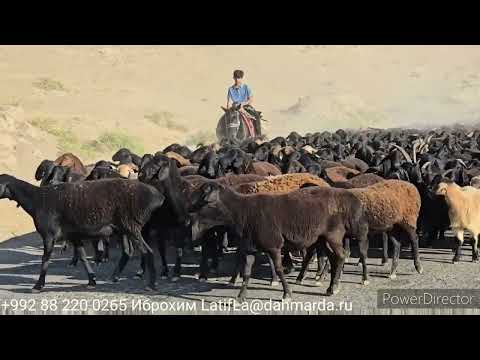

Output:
xmin=470 ymin=175 xmax=480 ymax=189
xmin=435 ymin=181 xmax=480 ymax=263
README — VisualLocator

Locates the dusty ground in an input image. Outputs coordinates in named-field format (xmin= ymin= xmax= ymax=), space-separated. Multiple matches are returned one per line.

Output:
xmin=0 ymin=232 xmax=479 ymax=315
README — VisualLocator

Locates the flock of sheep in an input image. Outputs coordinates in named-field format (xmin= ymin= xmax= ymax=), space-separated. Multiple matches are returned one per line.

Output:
xmin=1 ymin=125 xmax=480 ymax=301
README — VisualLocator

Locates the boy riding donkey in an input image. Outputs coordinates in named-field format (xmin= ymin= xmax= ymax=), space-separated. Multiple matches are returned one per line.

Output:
xmin=224 ymin=69 xmax=263 ymax=138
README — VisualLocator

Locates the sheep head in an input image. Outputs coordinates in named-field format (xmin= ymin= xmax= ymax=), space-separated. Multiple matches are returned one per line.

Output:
xmin=189 ymin=182 xmax=224 ymax=214
xmin=435 ymin=181 xmax=454 ymax=196
xmin=112 ymin=148 xmax=132 ymax=164
xmin=0 ymin=174 xmax=15 ymax=199
xmin=138 ymin=154 xmax=171 ymax=182
xmin=471 ymin=176 xmax=480 ymax=189
xmin=42 ymin=166 xmax=70 ymax=186
xmin=35 ymin=160 xmax=56 ymax=182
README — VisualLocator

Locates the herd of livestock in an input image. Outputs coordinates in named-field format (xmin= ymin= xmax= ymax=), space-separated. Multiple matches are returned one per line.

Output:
xmin=1 ymin=125 xmax=480 ymax=301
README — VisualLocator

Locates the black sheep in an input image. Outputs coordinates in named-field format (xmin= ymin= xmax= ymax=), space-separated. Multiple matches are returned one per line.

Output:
xmin=136 ymin=154 xmax=191 ymax=281
xmin=0 ymin=175 xmax=164 ymax=291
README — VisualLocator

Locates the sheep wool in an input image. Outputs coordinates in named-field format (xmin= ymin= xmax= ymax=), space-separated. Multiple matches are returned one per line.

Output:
xmin=349 ymin=179 xmax=421 ymax=231
xmin=245 ymin=161 xmax=282 ymax=176
xmin=324 ymin=166 xmax=360 ymax=183
xmin=235 ymin=173 xmax=330 ymax=194
xmin=440 ymin=182 xmax=480 ymax=236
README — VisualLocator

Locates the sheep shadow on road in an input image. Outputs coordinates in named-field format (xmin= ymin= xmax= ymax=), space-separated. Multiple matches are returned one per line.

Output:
xmin=0 ymin=231 xmax=475 ymax=304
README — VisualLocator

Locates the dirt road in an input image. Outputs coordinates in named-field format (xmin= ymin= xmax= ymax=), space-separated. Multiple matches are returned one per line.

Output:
xmin=0 ymin=232 xmax=479 ymax=315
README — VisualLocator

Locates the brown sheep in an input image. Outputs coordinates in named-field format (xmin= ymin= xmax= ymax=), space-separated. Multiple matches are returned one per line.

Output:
xmin=219 ymin=174 xmax=266 ymax=186
xmin=332 ymin=173 xmax=385 ymax=189
xmin=233 ymin=173 xmax=330 ymax=279
xmin=190 ymin=183 xmax=369 ymax=299
xmin=319 ymin=160 xmax=343 ymax=169
xmin=323 ymin=166 xmax=360 ymax=183
xmin=348 ymin=180 xmax=423 ymax=278
xmin=183 ymin=174 xmax=266 ymax=193
xmin=234 ymin=173 xmax=330 ymax=194
xmin=54 ymin=153 xmax=87 ymax=176
xmin=304 ymin=179 xmax=423 ymax=282
xmin=244 ymin=161 xmax=282 ymax=176
xmin=165 ymin=151 xmax=191 ymax=167
xmin=340 ymin=158 xmax=369 ymax=173
xmin=300 ymin=173 xmax=387 ymax=281
xmin=325 ymin=173 xmax=389 ymax=267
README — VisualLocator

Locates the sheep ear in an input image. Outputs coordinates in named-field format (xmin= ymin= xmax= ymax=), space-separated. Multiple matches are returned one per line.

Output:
xmin=40 ymin=164 xmax=57 ymax=186
xmin=156 ymin=166 xmax=169 ymax=181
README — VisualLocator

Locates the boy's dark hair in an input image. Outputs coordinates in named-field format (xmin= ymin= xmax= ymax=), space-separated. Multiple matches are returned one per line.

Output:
xmin=233 ymin=70 xmax=244 ymax=79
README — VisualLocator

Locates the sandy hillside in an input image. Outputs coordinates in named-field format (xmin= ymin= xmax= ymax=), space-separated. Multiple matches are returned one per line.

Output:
xmin=1 ymin=45 xmax=480 ymax=240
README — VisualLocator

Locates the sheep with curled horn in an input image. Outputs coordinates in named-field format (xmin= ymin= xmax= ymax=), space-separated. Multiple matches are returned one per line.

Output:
xmin=0 ymin=174 xmax=164 ymax=291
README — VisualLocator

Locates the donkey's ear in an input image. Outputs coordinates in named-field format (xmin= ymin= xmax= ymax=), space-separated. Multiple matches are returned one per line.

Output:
xmin=221 ymin=106 xmax=228 ymax=113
